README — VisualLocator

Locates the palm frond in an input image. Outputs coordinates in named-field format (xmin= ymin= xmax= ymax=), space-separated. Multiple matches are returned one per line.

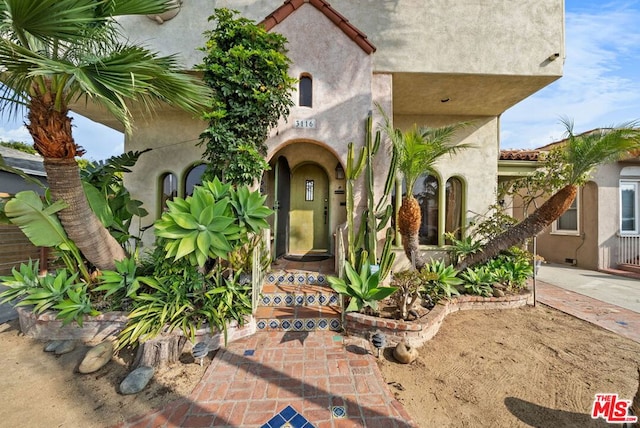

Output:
xmin=560 ymin=118 xmax=640 ymax=184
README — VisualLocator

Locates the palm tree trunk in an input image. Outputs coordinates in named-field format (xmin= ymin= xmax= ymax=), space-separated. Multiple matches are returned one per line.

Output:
xmin=456 ymin=184 xmax=578 ymax=271
xmin=398 ymin=196 xmax=426 ymax=269
xmin=44 ymin=158 xmax=126 ymax=270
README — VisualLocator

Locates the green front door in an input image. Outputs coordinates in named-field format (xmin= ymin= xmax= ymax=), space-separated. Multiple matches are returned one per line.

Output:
xmin=289 ymin=164 xmax=328 ymax=253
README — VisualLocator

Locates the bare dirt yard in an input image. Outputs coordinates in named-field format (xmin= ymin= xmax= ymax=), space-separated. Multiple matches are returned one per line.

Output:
xmin=0 ymin=304 xmax=638 ymax=427
xmin=378 ymin=305 xmax=640 ymax=427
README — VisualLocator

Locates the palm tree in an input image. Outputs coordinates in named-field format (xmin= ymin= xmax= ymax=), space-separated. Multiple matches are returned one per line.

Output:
xmin=456 ymin=118 xmax=640 ymax=271
xmin=0 ymin=0 xmax=211 ymax=270
xmin=380 ymin=111 xmax=470 ymax=269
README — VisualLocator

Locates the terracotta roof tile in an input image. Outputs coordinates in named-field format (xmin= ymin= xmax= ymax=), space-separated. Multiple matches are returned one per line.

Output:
xmin=499 ymin=150 xmax=540 ymax=161
xmin=260 ymin=0 xmax=376 ymax=54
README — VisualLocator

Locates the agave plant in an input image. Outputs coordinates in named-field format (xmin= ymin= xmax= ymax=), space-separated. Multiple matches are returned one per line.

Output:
xmin=421 ymin=259 xmax=463 ymax=300
xmin=328 ymin=257 xmax=397 ymax=313
xmin=155 ymin=178 xmax=272 ymax=267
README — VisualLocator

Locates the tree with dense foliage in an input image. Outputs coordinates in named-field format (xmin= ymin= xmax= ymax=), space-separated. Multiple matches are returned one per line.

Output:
xmin=380 ymin=111 xmax=470 ymax=269
xmin=197 ymin=8 xmax=295 ymax=186
xmin=456 ymin=119 xmax=640 ymax=270
xmin=0 ymin=0 xmax=210 ymax=270
xmin=0 ymin=141 xmax=37 ymax=154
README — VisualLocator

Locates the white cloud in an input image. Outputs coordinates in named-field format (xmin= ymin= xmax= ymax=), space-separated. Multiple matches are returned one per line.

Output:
xmin=0 ymin=124 xmax=33 ymax=144
xmin=501 ymin=3 xmax=640 ymax=149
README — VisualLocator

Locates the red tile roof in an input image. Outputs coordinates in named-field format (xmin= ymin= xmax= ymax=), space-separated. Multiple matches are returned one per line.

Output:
xmin=260 ymin=0 xmax=376 ymax=54
xmin=499 ymin=150 xmax=540 ymax=161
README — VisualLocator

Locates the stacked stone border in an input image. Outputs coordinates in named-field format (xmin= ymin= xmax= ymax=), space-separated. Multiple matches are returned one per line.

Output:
xmin=345 ymin=291 xmax=533 ymax=348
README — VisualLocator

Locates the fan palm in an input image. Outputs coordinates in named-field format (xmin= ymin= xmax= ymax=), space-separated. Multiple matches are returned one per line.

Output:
xmin=0 ymin=0 xmax=211 ymax=270
xmin=380 ymin=111 xmax=470 ymax=269
xmin=456 ymin=118 xmax=640 ymax=270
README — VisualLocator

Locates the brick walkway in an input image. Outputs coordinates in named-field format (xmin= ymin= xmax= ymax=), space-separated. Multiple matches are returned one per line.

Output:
xmin=535 ymin=280 xmax=640 ymax=343
xmin=114 ymin=331 xmax=416 ymax=428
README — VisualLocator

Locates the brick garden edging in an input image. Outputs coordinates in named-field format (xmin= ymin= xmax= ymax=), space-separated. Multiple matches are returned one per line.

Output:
xmin=345 ymin=291 xmax=533 ymax=348
xmin=16 ymin=306 xmax=256 ymax=347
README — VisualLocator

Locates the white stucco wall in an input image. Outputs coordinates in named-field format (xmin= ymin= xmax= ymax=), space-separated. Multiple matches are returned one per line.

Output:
xmin=119 ymin=0 xmax=564 ymax=77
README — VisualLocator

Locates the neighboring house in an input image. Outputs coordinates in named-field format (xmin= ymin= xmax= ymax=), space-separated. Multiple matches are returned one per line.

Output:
xmin=73 ymin=0 xmax=565 ymax=266
xmin=0 ymin=146 xmax=48 ymax=274
xmin=0 ymin=145 xmax=47 ymax=196
xmin=515 ymin=137 xmax=640 ymax=273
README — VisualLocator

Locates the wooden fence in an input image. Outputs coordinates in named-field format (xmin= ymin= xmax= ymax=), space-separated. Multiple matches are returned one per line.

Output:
xmin=0 ymin=225 xmax=48 ymax=275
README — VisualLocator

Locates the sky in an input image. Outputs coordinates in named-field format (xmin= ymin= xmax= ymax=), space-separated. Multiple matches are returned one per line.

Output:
xmin=1 ymin=0 xmax=639 ymax=159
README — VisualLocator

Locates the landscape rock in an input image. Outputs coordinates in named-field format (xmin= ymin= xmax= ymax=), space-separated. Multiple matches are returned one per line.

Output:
xmin=120 ymin=366 xmax=155 ymax=395
xmin=54 ymin=340 xmax=76 ymax=355
xmin=493 ymin=288 xmax=506 ymax=298
xmin=44 ymin=340 xmax=64 ymax=352
xmin=79 ymin=341 xmax=114 ymax=374
xmin=393 ymin=339 xmax=418 ymax=364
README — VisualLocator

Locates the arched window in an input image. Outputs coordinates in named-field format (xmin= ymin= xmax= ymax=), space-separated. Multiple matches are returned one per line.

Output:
xmin=184 ymin=164 xmax=206 ymax=197
xmin=415 ymin=174 xmax=439 ymax=245
xmin=445 ymin=177 xmax=463 ymax=240
xmin=299 ymin=74 xmax=312 ymax=107
xmin=160 ymin=172 xmax=177 ymax=213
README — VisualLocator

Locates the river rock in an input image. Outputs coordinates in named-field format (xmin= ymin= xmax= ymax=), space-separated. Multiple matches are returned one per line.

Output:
xmin=54 ymin=340 xmax=76 ymax=355
xmin=44 ymin=340 xmax=65 ymax=352
xmin=79 ymin=341 xmax=114 ymax=374
xmin=120 ymin=366 xmax=155 ymax=395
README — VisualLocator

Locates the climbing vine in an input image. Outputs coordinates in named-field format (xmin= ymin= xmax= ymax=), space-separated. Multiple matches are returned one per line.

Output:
xmin=197 ymin=8 xmax=295 ymax=186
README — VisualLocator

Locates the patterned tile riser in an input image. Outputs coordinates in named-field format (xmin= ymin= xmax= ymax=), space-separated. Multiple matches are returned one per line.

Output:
xmin=259 ymin=293 xmax=339 ymax=307
xmin=264 ymin=271 xmax=328 ymax=286
xmin=255 ymin=318 xmax=342 ymax=332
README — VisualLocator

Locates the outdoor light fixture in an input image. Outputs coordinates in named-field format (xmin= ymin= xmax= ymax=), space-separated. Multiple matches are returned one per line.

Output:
xmin=440 ymin=97 xmax=450 ymax=103
xmin=335 ymin=163 xmax=345 ymax=179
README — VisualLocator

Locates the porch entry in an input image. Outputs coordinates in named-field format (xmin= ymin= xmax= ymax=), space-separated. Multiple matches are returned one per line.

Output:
xmin=289 ymin=163 xmax=329 ymax=254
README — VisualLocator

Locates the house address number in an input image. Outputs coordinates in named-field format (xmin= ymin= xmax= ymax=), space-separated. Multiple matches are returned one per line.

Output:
xmin=294 ymin=119 xmax=316 ymax=129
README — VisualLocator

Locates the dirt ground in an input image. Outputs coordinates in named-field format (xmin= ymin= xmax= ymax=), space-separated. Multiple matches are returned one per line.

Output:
xmin=1 ymin=305 xmax=639 ymax=428
xmin=0 ymin=319 xmax=209 ymax=428
xmin=378 ymin=305 xmax=640 ymax=427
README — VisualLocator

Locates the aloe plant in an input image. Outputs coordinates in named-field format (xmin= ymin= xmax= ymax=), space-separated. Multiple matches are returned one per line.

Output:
xmin=328 ymin=257 xmax=397 ymax=313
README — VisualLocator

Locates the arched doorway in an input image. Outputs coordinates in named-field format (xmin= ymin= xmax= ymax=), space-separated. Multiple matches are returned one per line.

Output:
xmin=289 ymin=163 xmax=329 ymax=254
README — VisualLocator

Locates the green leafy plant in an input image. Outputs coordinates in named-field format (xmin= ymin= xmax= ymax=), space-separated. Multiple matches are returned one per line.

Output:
xmin=420 ymin=259 xmax=463 ymax=301
xmin=116 ymin=258 xmax=252 ymax=350
xmin=328 ymin=257 xmax=397 ymax=313
xmin=80 ymin=151 xmax=150 ymax=247
xmin=446 ymin=232 xmax=483 ymax=264
xmin=0 ymin=260 xmax=40 ymax=304
xmin=93 ymin=256 xmax=157 ymax=311
xmin=487 ymin=254 xmax=532 ymax=291
xmin=2 ymin=191 xmax=90 ymax=281
xmin=197 ymin=8 xmax=296 ymax=185
xmin=154 ymin=178 xmax=272 ymax=267
xmin=459 ymin=266 xmax=494 ymax=297
xmin=5 ymin=267 xmax=99 ymax=327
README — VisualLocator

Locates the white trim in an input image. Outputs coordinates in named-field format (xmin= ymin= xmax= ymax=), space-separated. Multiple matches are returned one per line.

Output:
xmin=551 ymin=191 xmax=580 ymax=236
xmin=620 ymin=180 xmax=639 ymax=235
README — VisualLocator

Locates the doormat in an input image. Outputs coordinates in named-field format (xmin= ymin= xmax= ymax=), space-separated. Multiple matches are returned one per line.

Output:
xmin=283 ymin=254 xmax=331 ymax=262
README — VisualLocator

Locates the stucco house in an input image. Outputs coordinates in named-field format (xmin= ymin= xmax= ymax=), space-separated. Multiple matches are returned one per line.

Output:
xmin=518 ymin=137 xmax=640 ymax=275
xmin=73 ymin=0 xmax=565 ymax=267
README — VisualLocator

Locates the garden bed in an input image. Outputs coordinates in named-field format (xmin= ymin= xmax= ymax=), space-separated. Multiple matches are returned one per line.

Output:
xmin=16 ymin=306 xmax=256 ymax=348
xmin=345 ymin=288 xmax=533 ymax=347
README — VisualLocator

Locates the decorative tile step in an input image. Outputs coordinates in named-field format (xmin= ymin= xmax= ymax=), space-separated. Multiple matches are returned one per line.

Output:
xmin=259 ymin=291 xmax=340 ymax=307
xmin=255 ymin=305 xmax=343 ymax=332
xmin=264 ymin=270 xmax=332 ymax=287
xmin=256 ymin=317 xmax=342 ymax=332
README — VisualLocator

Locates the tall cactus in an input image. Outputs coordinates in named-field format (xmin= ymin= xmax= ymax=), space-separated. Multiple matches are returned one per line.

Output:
xmin=344 ymin=114 xmax=397 ymax=280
